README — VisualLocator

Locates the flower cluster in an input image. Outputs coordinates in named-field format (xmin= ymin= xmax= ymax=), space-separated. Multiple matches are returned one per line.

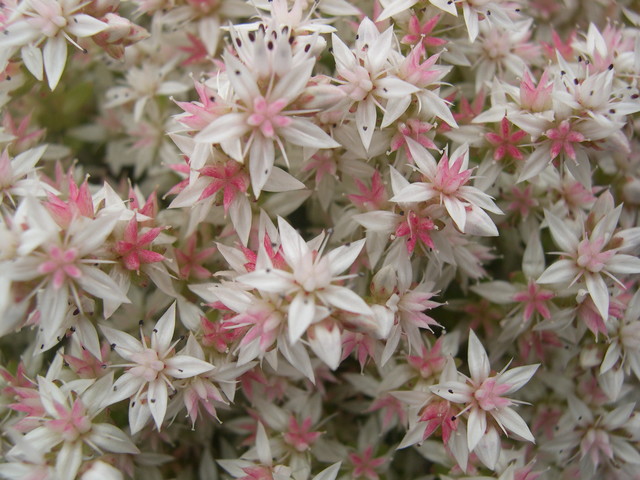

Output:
xmin=1 ymin=0 xmax=640 ymax=479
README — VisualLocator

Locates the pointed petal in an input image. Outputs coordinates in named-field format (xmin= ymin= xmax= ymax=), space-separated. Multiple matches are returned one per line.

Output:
xmin=147 ymin=379 xmax=168 ymax=430
xmin=280 ymin=118 xmax=340 ymax=149
xmin=195 ymin=113 xmax=250 ymax=145
xmin=498 ymin=364 xmax=540 ymax=394
xmin=43 ymin=36 xmax=67 ymax=91
xmin=165 ymin=355 xmax=214 ymax=378
xmin=430 ymin=381 xmax=473 ymax=403
xmin=67 ymin=14 xmax=107 ymax=37
xmin=537 ymin=259 xmax=578 ymax=284
xmin=327 ymin=238 xmax=365 ymax=276
xmin=317 ymin=285 xmax=372 ymax=315
xmin=56 ymin=441 xmax=82 ymax=480
xmin=278 ymin=216 xmax=310 ymax=267
xmin=492 ymin=406 xmax=535 ymax=442
xmin=585 ymin=273 xmax=609 ymax=320
xmin=356 ymin=97 xmax=376 ymax=151
xmin=89 ymin=423 xmax=140 ymax=454
xmin=151 ymin=302 xmax=176 ymax=354
xmin=288 ymin=292 xmax=316 ymax=343
xmin=468 ymin=330 xmax=490 ymax=382
xmin=100 ymin=325 xmax=143 ymax=358
xmin=467 ymin=407 xmax=486 ymax=452
xmin=544 ymin=210 xmax=579 ymax=253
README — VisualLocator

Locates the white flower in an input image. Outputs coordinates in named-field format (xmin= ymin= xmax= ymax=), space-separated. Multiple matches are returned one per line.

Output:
xmin=0 ymin=0 xmax=107 ymax=90
xmin=6 ymin=375 xmax=138 ymax=480
xmin=101 ymin=302 xmax=214 ymax=433
xmin=537 ymin=203 xmax=640 ymax=320
xmin=430 ymin=330 xmax=539 ymax=470
xmin=238 ymin=216 xmax=372 ymax=344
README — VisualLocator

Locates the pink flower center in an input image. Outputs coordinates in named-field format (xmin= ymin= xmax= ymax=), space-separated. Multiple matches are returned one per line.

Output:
xmin=38 ymin=246 xmax=82 ymax=289
xmin=473 ymin=378 xmax=511 ymax=411
xmin=47 ymin=400 xmax=92 ymax=442
xmin=247 ymin=97 xmax=291 ymax=138
xmin=576 ymin=238 xmax=614 ymax=273
xmin=283 ymin=417 xmax=321 ymax=452
xmin=433 ymin=155 xmax=472 ymax=195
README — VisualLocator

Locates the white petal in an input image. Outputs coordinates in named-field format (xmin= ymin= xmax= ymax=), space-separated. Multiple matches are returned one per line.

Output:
xmin=537 ymin=260 xmax=578 ymax=284
xmin=238 ymin=269 xmax=295 ymax=293
xmin=390 ymin=183 xmax=432 ymax=203
xmin=43 ymin=36 xmax=67 ymax=91
xmin=497 ymin=364 xmax=539 ymax=395
xmin=444 ymin=196 xmax=467 ymax=232
xmin=381 ymin=95 xmax=412 ymax=128
xmin=67 ymin=14 xmax=107 ymax=37
xmin=418 ymin=89 xmax=458 ymax=128
xmin=287 ymin=292 xmax=316 ymax=343
xmin=405 ymin=138 xmax=437 ymax=177
xmin=89 ymin=423 xmax=140 ymax=454
xmin=356 ymin=97 xmax=376 ymax=151
xmin=376 ymin=0 xmax=419 ymax=21
xmin=467 ymin=330 xmax=490 ymax=382
xmin=280 ymin=118 xmax=340 ymax=149
xmin=255 ymin=422 xmax=272 ymax=466
xmin=600 ymin=341 xmax=621 ymax=374
xmin=375 ymin=76 xmax=420 ymax=98
xmin=471 ymin=281 xmax=518 ymax=304
xmin=318 ymin=285 xmax=372 ymax=315
xmin=544 ymin=210 xmax=579 ymax=253
xmin=430 ymin=381 xmax=473 ymax=403
xmin=492 ymin=406 xmax=535 ymax=442
xmin=367 ymin=25 xmax=393 ymax=73
xmin=311 ymin=462 xmax=342 ymax=480
xmin=37 ymin=376 xmax=68 ymax=417
xmin=606 ymin=255 xmax=640 ymax=274
xmin=128 ymin=395 xmax=151 ymax=434
xmin=56 ymin=442 xmax=83 ymax=480
xmin=308 ymin=324 xmax=342 ymax=370
xmin=100 ymin=325 xmax=143 ymax=358
xmin=331 ymin=33 xmax=357 ymax=72
xmin=195 ymin=113 xmax=250 ymax=145
xmin=147 ymin=379 xmax=168 ymax=430
xmin=603 ymin=402 xmax=635 ymax=430
xmin=585 ymin=273 xmax=609 ymax=321
xmin=107 ymin=373 xmax=145 ymax=405
xmin=474 ymin=426 xmax=500 ymax=470
xmin=467 ymin=407 xmax=486 ymax=452
xmin=223 ymin=52 xmax=260 ymax=105
xmin=430 ymin=0 xmax=458 ymax=15
xmin=78 ymin=265 xmax=130 ymax=304
xmin=229 ymin=194 xmax=252 ymax=247
xmin=21 ymin=44 xmax=43 ymax=81
xmin=278 ymin=216 xmax=310 ymax=267
xmin=262 ymin=167 xmax=305 ymax=192
xmin=271 ymin=58 xmax=314 ymax=101
xmin=165 ymin=355 xmax=214 ymax=378
xmin=353 ymin=211 xmax=399 ymax=232
xmin=151 ymin=302 xmax=176 ymax=354
xmin=249 ymin=135 xmax=275 ymax=196
xmin=326 ymin=238 xmax=365 ymax=276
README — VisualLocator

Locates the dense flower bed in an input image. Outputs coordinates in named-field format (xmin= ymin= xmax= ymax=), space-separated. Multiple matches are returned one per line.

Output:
xmin=1 ymin=1 xmax=640 ymax=479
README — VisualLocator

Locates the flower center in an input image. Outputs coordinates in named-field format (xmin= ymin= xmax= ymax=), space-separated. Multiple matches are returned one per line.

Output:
xmin=576 ymin=238 xmax=614 ymax=273
xmin=247 ymin=96 xmax=291 ymax=138
xmin=473 ymin=378 xmax=511 ymax=411
xmin=38 ymin=246 xmax=82 ymax=289
xmin=130 ymin=348 xmax=166 ymax=381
